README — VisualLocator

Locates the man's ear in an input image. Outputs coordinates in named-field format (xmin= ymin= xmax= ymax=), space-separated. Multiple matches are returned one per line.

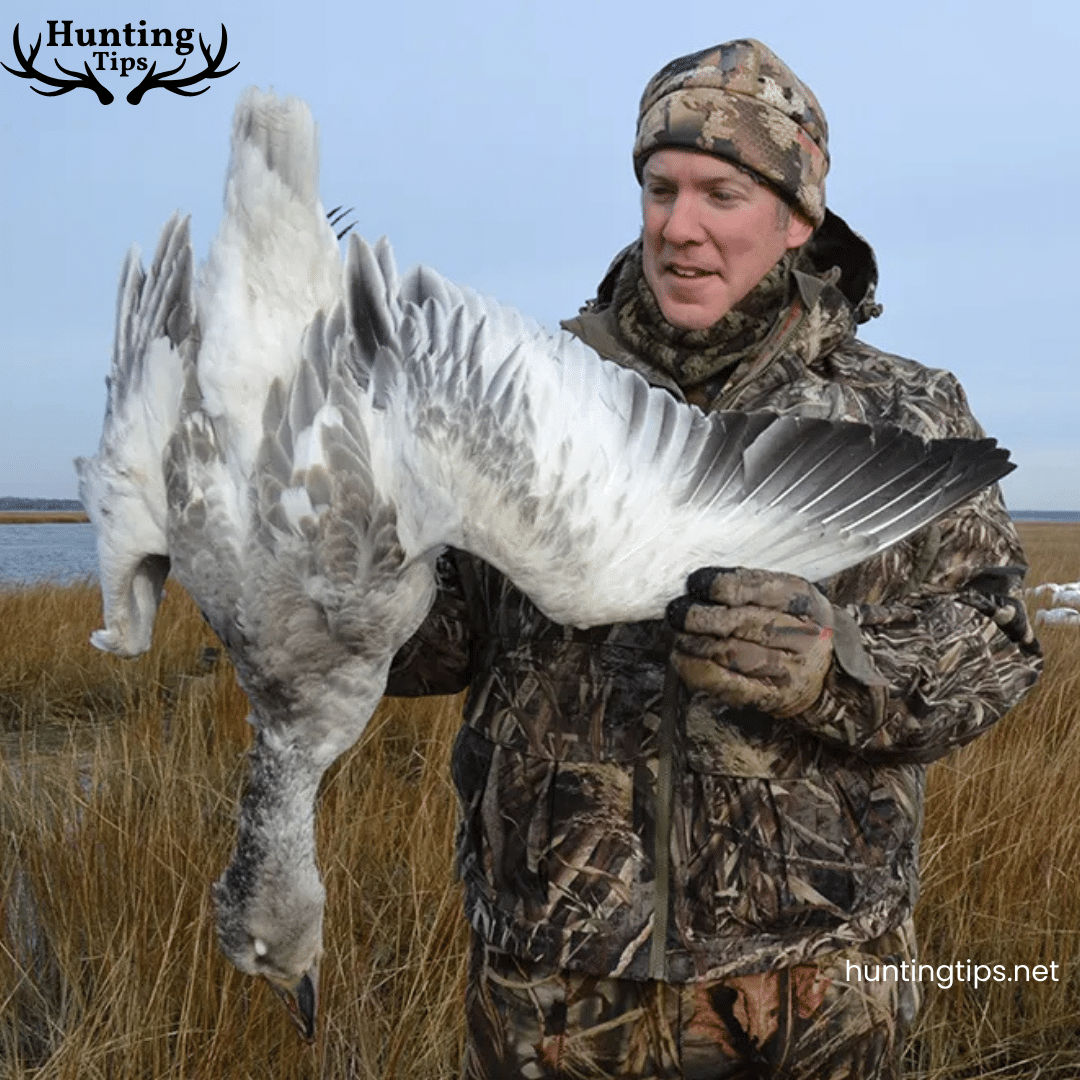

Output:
xmin=785 ymin=212 xmax=814 ymax=250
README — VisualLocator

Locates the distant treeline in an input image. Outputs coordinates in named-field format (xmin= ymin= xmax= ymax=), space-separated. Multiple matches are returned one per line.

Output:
xmin=0 ymin=498 xmax=84 ymax=512
xmin=1012 ymin=511 xmax=1080 ymax=522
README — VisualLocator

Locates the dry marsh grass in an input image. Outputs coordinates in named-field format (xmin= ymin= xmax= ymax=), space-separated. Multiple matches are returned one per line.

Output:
xmin=908 ymin=522 xmax=1080 ymax=1078
xmin=1 ymin=582 xmax=466 ymax=1078
xmin=1 ymin=523 xmax=1078 ymax=1078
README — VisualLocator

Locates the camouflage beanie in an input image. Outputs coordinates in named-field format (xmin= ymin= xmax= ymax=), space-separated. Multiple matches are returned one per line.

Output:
xmin=633 ymin=39 xmax=829 ymax=227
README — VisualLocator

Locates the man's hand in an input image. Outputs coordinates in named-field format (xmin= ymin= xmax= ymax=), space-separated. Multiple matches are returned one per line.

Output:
xmin=666 ymin=567 xmax=835 ymax=718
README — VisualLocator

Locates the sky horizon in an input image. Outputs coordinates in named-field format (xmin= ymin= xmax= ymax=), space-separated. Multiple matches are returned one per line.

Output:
xmin=2 ymin=0 xmax=1076 ymax=510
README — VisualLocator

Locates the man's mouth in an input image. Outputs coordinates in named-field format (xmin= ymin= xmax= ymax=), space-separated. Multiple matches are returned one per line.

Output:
xmin=667 ymin=265 xmax=717 ymax=279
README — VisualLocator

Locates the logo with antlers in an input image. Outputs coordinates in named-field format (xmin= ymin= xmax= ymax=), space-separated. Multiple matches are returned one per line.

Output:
xmin=2 ymin=21 xmax=238 ymax=104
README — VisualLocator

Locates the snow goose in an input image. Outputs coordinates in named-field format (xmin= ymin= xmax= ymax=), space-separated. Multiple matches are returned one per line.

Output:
xmin=77 ymin=88 xmax=1013 ymax=1041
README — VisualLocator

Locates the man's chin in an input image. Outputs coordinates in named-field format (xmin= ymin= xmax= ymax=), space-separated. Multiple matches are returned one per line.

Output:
xmin=657 ymin=289 xmax=734 ymax=331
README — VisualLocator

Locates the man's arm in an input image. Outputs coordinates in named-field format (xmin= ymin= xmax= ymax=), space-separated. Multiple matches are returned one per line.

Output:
xmin=668 ymin=486 xmax=1042 ymax=763
xmin=795 ymin=488 xmax=1041 ymax=761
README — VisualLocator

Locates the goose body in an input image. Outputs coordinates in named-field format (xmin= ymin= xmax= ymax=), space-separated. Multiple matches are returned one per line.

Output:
xmin=77 ymin=88 xmax=1013 ymax=1040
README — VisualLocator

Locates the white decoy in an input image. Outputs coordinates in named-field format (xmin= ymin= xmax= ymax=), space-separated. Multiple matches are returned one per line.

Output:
xmin=1035 ymin=607 xmax=1080 ymax=625
xmin=76 ymin=88 xmax=1013 ymax=1041
xmin=1027 ymin=582 xmax=1080 ymax=610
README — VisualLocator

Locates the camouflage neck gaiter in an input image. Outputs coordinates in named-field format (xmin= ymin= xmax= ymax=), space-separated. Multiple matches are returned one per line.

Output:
xmin=613 ymin=242 xmax=797 ymax=389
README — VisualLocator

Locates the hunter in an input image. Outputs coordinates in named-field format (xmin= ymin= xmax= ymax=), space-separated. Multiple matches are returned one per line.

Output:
xmin=387 ymin=38 xmax=1041 ymax=1079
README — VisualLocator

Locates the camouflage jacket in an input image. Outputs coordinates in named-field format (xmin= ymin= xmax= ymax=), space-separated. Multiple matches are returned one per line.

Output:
xmin=386 ymin=211 xmax=1042 ymax=982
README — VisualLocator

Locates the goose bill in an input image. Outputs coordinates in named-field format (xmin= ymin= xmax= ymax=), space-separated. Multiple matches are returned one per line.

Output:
xmin=267 ymin=963 xmax=319 ymax=1043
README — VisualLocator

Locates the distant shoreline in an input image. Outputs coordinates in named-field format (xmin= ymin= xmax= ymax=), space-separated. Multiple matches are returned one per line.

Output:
xmin=1011 ymin=511 xmax=1080 ymax=523
xmin=0 ymin=498 xmax=83 ymax=512
xmin=0 ymin=511 xmax=89 ymax=524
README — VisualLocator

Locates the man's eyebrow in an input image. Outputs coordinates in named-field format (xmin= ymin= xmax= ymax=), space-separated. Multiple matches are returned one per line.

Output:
xmin=699 ymin=171 xmax=754 ymax=191
xmin=642 ymin=165 xmax=753 ymax=190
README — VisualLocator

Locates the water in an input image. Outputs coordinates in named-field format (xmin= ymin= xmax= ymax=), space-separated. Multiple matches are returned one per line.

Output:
xmin=0 ymin=524 xmax=98 ymax=586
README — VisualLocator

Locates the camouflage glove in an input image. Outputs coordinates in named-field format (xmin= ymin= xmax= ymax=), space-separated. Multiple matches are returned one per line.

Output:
xmin=666 ymin=567 xmax=835 ymax=718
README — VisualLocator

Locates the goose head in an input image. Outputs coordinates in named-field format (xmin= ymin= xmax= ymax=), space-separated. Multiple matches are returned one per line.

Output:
xmin=213 ymin=862 xmax=324 ymax=1041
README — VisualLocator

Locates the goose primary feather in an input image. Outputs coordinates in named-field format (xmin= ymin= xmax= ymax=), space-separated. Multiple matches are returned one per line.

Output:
xmin=76 ymin=87 xmax=1014 ymax=1040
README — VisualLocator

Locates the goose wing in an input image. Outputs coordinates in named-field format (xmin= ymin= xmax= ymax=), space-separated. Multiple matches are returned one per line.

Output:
xmin=76 ymin=213 xmax=193 ymax=655
xmin=162 ymin=366 xmax=247 ymax=656
xmin=339 ymin=233 xmax=1012 ymax=628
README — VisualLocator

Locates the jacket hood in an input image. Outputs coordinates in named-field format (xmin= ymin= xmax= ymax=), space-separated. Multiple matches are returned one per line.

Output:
xmin=802 ymin=210 xmax=881 ymax=325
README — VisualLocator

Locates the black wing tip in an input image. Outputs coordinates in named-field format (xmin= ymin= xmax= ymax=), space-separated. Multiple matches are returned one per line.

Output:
xmin=932 ymin=435 xmax=1015 ymax=488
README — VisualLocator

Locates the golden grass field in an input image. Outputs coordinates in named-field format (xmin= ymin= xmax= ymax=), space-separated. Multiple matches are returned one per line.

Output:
xmin=1 ymin=523 xmax=1078 ymax=1079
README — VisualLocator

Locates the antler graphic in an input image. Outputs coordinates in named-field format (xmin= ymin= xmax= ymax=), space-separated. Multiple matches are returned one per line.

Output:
xmin=126 ymin=24 xmax=238 ymax=105
xmin=2 ymin=25 xmax=114 ymax=104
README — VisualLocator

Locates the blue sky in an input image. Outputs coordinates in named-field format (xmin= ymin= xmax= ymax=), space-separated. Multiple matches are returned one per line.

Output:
xmin=2 ymin=0 xmax=1076 ymax=509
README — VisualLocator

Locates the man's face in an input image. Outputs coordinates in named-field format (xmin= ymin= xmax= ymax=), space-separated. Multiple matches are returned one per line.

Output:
xmin=641 ymin=149 xmax=814 ymax=332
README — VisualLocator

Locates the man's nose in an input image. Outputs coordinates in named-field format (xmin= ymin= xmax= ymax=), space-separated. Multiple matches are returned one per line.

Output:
xmin=661 ymin=192 xmax=704 ymax=245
